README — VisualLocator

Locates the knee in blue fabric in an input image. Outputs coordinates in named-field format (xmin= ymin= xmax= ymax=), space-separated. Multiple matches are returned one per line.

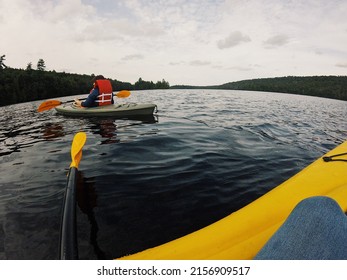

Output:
xmin=255 ymin=196 xmax=347 ymax=260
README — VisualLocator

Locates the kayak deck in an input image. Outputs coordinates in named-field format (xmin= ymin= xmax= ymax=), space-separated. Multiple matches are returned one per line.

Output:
xmin=55 ymin=103 xmax=157 ymax=117
xmin=119 ymin=140 xmax=347 ymax=260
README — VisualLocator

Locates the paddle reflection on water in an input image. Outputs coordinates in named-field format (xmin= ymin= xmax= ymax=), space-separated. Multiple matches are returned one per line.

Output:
xmin=76 ymin=171 xmax=110 ymax=259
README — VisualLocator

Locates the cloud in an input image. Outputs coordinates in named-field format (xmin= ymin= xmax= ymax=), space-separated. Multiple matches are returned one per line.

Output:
xmin=121 ymin=54 xmax=144 ymax=61
xmin=314 ymin=49 xmax=323 ymax=55
xmin=217 ymin=31 xmax=251 ymax=49
xmin=45 ymin=0 xmax=95 ymax=23
xmin=227 ymin=66 xmax=254 ymax=71
xmin=74 ymin=18 xmax=165 ymax=43
xmin=190 ymin=60 xmax=211 ymax=66
xmin=169 ymin=61 xmax=184 ymax=66
xmin=75 ymin=22 xmax=125 ymax=42
xmin=263 ymin=34 xmax=290 ymax=48
xmin=336 ymin=62 xmax=347 ymax=68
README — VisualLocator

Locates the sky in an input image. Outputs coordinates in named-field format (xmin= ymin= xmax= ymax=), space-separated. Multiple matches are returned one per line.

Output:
xmin=1 ymin=0 xmax=347 ymax=86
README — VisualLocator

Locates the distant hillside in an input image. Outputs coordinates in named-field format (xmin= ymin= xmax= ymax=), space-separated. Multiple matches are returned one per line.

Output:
xmin=172 ymin=76 xmax=347 ymax=101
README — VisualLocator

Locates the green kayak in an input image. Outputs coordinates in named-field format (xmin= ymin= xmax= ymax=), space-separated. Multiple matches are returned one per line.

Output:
xmin=55 ymin=103 xmax=157 ymax=117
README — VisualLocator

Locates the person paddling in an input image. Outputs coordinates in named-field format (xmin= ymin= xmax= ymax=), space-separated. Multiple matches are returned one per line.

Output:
xmin=74 ymin=75 xmax=114 ymax=107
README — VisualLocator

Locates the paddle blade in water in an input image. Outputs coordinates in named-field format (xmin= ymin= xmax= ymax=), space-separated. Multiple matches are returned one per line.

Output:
xmin=70 ymin=132 xmax=87 ymax=168
xmin=37 ymin=100 xmax=62 ymax=112
xmin=115 ymin=90 xmax=131 ymax=98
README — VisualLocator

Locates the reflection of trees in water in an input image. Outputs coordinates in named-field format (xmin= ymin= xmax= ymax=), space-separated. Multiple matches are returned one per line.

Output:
xmin=74 ymin=116 xmax=158 ymax=258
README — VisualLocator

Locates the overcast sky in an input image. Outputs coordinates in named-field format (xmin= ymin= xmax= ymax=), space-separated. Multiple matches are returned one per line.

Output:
xmin=1 ymin=0 xmax=347 ymax=86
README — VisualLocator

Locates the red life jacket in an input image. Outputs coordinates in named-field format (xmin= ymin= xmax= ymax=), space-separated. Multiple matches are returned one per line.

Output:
xmin=94 ymin=79 xmax=113 ymax=106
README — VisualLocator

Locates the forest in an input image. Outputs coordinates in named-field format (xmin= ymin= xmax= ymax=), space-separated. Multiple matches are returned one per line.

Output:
xmin=1 ymin=54 xmax=346 ymax=106
xmin=0 ymin=56 xmax=170 ymax=107
xmin=173 ymin=76 xmax=347 ymax=101
xmin=217 ymin=76 xmax=347 ymax=101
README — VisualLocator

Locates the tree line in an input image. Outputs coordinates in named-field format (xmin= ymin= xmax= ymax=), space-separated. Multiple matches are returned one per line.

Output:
xmin=217 ymin=76 xmax=347 ymax=101
xmin=172 ymin=76 xmax=347 ymax=101
xmin=2 ymin=54 xmax=346 ymax=106
xmin=0 ymin=55 xmax=170 ymax=107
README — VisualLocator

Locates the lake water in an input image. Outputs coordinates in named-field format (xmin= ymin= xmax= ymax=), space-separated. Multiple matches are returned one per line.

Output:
xmin=0 ymin=89 xmax=346 ymax=259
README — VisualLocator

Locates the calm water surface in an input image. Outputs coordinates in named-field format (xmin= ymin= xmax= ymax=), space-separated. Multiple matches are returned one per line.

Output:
xmin=0 ymin=89 xmax=346 ymax=259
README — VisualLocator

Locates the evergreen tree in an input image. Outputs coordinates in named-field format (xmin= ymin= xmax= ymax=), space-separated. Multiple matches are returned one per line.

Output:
xmin=37 ymin=59 xmax=46 ymax=71
xmin=0 ymin=54 xmax=7 ymax=69
xmin=26 ymin=62 xmax=33 ymax=71
xmin=155 ymin=79 xmax=170 ymax=89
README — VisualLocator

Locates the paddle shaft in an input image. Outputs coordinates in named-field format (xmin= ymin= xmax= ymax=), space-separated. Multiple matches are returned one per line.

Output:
xmin=59 ymin=132 xmax=86 ymax=260
xmin=59 ymin=167 xmax=79 ymax=260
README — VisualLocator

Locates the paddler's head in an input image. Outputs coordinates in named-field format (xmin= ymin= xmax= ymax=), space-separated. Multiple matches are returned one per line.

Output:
xmin=91 ymin=75 xmax=105 ymax=82
xmin=91 ymin=75 xmax=105 ymax=88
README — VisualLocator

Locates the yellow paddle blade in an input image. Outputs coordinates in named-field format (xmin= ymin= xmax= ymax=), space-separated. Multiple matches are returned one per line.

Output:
xmin=70 ymin=132 xmax=87 ymax=168
xmin=37 ymin=100 xmax=62 ymax=112
xmin=115 ymin=90 xmax=131 ymax=98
